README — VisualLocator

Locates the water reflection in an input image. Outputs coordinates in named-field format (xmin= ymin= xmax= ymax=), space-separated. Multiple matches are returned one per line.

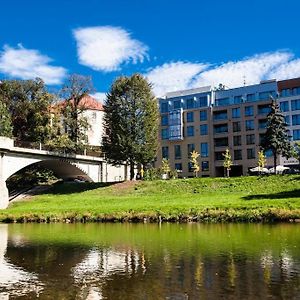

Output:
xmin=0 ymin=223 xmax=300 ymax=299
xmin=0 ymin=224 xmax=43 ymax=298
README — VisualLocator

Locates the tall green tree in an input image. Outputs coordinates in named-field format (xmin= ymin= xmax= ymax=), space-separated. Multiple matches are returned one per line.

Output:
xmin=0 ymin=100 xmax=13 ymax=137
xmin=261 ymin=99 xmax=292 ymax=173
xmin=59 ymin=74 xmax=93 ymax=152
xmin=0 ymin=78 xmax=53 ymax=142
xmin=103 ymin=74 xmax=159 ymax=180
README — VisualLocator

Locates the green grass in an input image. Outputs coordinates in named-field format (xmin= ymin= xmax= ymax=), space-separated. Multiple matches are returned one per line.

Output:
xmin=1 ymin=175 xmax=300 ymax=223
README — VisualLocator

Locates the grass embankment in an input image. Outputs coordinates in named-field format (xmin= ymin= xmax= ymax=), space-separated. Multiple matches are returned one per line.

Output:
xmin=1 ymin=175 xmax=300 ymax=223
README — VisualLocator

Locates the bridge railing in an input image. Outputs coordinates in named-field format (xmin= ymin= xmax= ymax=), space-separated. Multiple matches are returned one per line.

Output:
xmin=13 ymin=139 xmax=105 ymax=158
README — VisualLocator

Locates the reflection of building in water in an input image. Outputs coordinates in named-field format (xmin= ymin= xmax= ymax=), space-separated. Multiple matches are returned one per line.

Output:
xmin=0 ymin=225 xmax=43 ymax=298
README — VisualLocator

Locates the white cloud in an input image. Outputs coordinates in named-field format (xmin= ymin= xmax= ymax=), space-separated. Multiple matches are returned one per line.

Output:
xmin=91 ymin=92 xmax=107 ymax=103
xmin=0 ymin=44 xmax=67 ymax=85
xmin=73 ymin=26 xmax=148 ymax=72
xmin=145 ymin=51 xmax=300 ymax=97
xmin=146 ymin=61 xmax=209 ymax=96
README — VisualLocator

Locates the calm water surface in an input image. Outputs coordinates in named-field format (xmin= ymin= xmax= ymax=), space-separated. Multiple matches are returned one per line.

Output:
xmin=0 ymin=223 xmax=299 ymax=299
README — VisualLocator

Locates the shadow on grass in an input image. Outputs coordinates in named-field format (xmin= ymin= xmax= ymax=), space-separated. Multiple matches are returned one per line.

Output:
xmin=42 ymin=182 xmax=118 ymax=195
xmin=243 ymin=189 xmax=300 ymax=200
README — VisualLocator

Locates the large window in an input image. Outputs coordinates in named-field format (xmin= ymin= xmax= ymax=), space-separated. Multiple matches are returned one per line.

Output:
xmin=293 ymin=129 xmax=300 ymax=140
xmin=245 ymin=120 xmax=254 ymax=131
xmin=162 ymin=146 xmax=169 ymax=159
xmin=233 ymin=135 xmax=242 ymax=146
xmin=186 ymin=111 xmax=194 ymax=122
xmin=259 ymin=91 xmax=276 ymax=100
xmin=173 ymin=100 xmax=181 ymax=109
xmin=199 ymin=96 xmax=208 ymax=107
xmin=214 ymin=123 xmax=228 ymax=134
xmin=186 ymin=98 xmax=194 ymax=109
xmin=258 ymin=104 xmax=271 ymax=115
xmin=247 ymin=148 xmax=256 ymax=159
xmin=246 ymin=94 xmax=255 ymax=102
xmin=258 ymin=119 xmax=267 ymax=129
xmin=201 ymin=161 xmax=209 ymax=171
xmin=161 ymin=115 xmax=168 ymax=126
xmin=291 ymin=99 xmax=300 ymax=111
xmin=175 ymin=163 xmax=182 ymax=171
xmin=284 ymin=115 xmax=290 ymax=126
xmin=187 ymin=126 xmax=194 ymax=136
xmin=234 ymin=150 xmax=242 ymax=160
xmin=187 ymin=144 xmax=195 ymax=157
xmin=215 ymin=152 xmax=224 ymax=161
xmin=246 ymin=134 xmax=255 ymax=145
xmin=174 ymin=145 xmax=181 ymax=159
xmin=280 ymin=101 xmax=289 ymax=112
xmin=161 ymin=128 xmax=168 ymax=140
xmin=200 ymin=110 xmax=207 ymax=121
xmin=213 ymin=110 xmax=227 ymax=120
xmin=214 ymin=137 xmax=228 ymax=147
xmin=160 ymin=102 xmax=168 ymax=113
xmin=201 ymin=143 xmax=209 ymax=157
xmin=234 ymin=95 xmax=243 ymax=104
xmin=232 ymin=107 xmax=240 ymax=118
xmin=200 ymin=124 xmax=208 ymax=135
xmin=233 ymin=121 xmax=241 ymax=132
xmin=292 ymin=114 xmax=300 ymax=126
xmin=216 ymin=98 xmax=230 ymax=106
xmin=245 ymin=106 xmax=254 ymax=116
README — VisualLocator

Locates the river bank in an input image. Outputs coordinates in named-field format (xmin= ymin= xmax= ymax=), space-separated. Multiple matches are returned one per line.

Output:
xmin=0 ymin=175 xmax=300 ymax=223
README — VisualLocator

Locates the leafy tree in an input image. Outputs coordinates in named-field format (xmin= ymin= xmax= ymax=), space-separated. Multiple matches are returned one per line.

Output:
xmin=223 ymin=148 xmax=232 ymax=177
xmin=0 ymin=100 xmax=13 ymax=137
xmin=261 ymin=99 xmax=292 ymax=173
xmin=161 ymin=158 xmax=171 ymax=176
xmin=59 ymin=74 xmax=93 ymax=152
xmin=0 ymin=78 xmax=53 ymax=143
xmin=257 ymin=150 xmax=266 ymax=174
xmin=189 ymin=150 xmax=200 ymax=177
xmin=103 ymin=74 xmax=159 ymax=180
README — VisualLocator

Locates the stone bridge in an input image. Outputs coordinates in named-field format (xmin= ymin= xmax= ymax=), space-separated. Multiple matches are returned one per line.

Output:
xmin=0 ymin=137 xmax=128 ymax=209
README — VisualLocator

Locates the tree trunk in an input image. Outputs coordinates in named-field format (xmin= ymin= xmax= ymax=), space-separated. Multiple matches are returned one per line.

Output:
xmin=130 ymin=160 xmax=135 ymax=181
xmin=273 ymin=151 xmax=277 ymax=174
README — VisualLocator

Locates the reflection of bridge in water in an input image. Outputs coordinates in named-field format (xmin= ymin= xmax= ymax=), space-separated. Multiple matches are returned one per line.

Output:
xmin=0 ymin=137 xmax=128 ymax=209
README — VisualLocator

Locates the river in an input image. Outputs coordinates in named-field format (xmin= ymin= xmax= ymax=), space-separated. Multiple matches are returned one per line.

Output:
xmin=0 ymin=223 xmax=299 ymax=299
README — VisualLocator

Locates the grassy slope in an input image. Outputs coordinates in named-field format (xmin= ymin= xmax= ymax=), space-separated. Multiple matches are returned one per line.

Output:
xmin=1 ymin=175 xmax=300 ymax=222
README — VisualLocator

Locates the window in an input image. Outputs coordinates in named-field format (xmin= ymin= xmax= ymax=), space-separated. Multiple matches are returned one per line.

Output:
xmin=186 ymin=98 xmax=194 ymax=109
xmin=213 ymin=110 xmax=227 ymax=120
xmin=258 ymin=104 xmax=271 ymax=115
xmin=214 ymin=137 xmax=228 ymax=147
xmin=232 ymin=108 xmax=240 ymax=118
xmin=162 ymin=146 xmax=169 ymax=159
xmin=173 ymin=100 xmax=181 ymax=109
xmin=200 ymin=110 xmax=207 ymax=121
xmin=281 ymin=89 xmax=290 ymax=97
xmin=187 ymin=126 xmax=194 ymax=136
xmin=292 ymin=114 xmax=300 ymax=126
xmin=161 ymin=128 xmax=168 ymax=140
xmin=259 ymin=91 xmax=276 ymax=100
xmin=246 ymin=134 xmax=255 ymax=145
xmin=245 ymin=106 xmax=254 ymax=116
xmin=174 ymin=145 xmax=181 ymax=159
xmin=245 ymin=120 xmax=254 ymax=131
xmin=216 ymin=97 xmax=230 ymax=106
xmin=259 ymin=134 xmax=266 ymax=145
xmin=214 ymin=124 xmax=228 ymax=134
xmin=215 ymin=152 xmax=224 ymax=161
xmin=280 ymin=101 xmax=289 ymax=112
xmin=200 ymin=124 xmax=208 ymax=135
xmin=233 ymin=135 xmax=242 ymax=146
xmin=234 ymin=95 xmax=243 ymax=104
xmin=293 ymin=130 xmax=300 ymax=141
xmin=187 ymin=144 xmax=195 ymax=157
xmin=188 ymin=162 xmax=193 ymax=172
xmin=291 ymin=99 xmax=300 ymax=111
xmin=160 ymin=102 xmax=168 ymax=113
xmin=284 ymin=115 xmax=290 ymax=126
xmin=201 ymin=143 xmax=209 ymax=157
xmin=258 ymin=119 xmax=267 ymax=129
xmin=246 ymin=94 xmax=255 ymax=102
xmin=292 ymin=87 xmax=300 ymax=96
xmin=201 ymin=161 xmax=209 ymax=171
xmin=199 ymin=96 xmax=208 ymax=107
xmin=233 ymin=121 xmax=241 ymax=132
xmin=175 ymin=163 xmax=182 ymax=171
xmin=186 ymin=111 xmax=194 ymax=122
xmin=234 ymin=150 xmax=242 ymax=160
xmin=247 ymin=148 xmax=256 ymax=159
xmin=161 ymin=115 xmax=168 ymax=126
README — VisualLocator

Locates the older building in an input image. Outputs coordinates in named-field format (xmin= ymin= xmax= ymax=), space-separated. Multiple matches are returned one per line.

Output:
xmin=157 ymin=78 xmax=300 ymax=177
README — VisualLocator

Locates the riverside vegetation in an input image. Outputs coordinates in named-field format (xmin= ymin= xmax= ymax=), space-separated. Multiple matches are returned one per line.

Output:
xmin=1 ymin=175 xmax=300 ymax=223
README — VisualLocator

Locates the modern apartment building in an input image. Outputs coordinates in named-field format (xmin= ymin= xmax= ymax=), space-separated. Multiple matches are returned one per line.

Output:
xmin=157 ymin=77 xmax=300 ymax=177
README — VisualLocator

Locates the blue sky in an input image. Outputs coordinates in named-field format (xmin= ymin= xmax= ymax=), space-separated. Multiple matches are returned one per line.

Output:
xmin=1 ymin=0 xmax=300 ymax=100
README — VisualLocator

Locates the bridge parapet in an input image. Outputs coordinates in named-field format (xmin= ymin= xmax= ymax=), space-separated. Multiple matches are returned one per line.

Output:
xmin=0 ymin=137 xmax=14 ymax=151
